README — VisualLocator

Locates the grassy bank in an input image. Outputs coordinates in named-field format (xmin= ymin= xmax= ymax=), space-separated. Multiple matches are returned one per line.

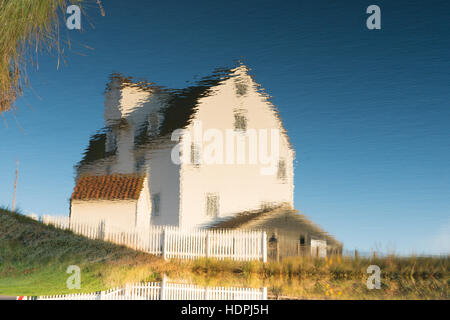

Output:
xmin=0 ymin=208 xmax=448 ymax=299
xmin=0 ymin=208 xmax=164 ymax=295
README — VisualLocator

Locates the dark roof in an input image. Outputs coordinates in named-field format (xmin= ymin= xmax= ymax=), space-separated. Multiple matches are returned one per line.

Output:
xmin=159 ymin=67 xmax=233 ymax=136
xmin=106 ymin=73 xmax=164 ymax=94
xmin=71 ymin=174 xmax=145 ymax=201
xmin=77 ymin=131 xmax=112 ymax=167
xmin=78 ymin=67 xmax=233 ymax=167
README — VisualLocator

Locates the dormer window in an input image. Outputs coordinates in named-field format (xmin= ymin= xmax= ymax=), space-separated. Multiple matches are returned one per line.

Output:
xmin=135 ymin=154 xmax=146 ymax=172
xmin=234 ymin=110 xmax=247 ymax=132
xmin=105 ymin=130 xmax=117 ymax=153
xmin=147 ymin=112 xmax=160 ymax=136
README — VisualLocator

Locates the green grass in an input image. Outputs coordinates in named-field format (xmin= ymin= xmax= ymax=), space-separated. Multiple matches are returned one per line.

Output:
xmin=0 ymin=207 xmax=162 ymax=295
xmin=0 ymin=208 xmax=448 ymax=299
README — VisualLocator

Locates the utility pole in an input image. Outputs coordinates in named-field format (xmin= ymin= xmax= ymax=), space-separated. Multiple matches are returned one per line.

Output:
xmin=12 ymin=159 xmax=18 ymax=212
xmin=97 ymin=0 xmax=106 ymax=16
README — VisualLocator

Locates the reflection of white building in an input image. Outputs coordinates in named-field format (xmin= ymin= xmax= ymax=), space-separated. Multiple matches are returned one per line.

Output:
xmin=71 ymin=65 xmax=294 ymax=229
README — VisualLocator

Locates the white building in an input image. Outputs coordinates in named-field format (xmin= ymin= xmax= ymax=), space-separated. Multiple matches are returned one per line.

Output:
xmin=71 ymin=65 xmax=295 ymax=229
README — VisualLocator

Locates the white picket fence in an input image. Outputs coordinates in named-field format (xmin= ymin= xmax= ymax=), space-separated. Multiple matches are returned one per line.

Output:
xmin=22 ymin=279 xmax=267 ymax=300
xmin=41 ymin=215 xmax=267 ymax=262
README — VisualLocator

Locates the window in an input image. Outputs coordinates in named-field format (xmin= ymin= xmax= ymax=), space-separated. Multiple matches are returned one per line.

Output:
xmin=277 ymin=159 xmax=287 ymax=181
xmin=191 ymin=142 xmax=200 ymax=166
xmin=300 ymin=235 xmax=306 ymax=246
xmin=152 ymin=193 xmax=160 ymax=216
xmin=206 ymin=193 xmax=219 ymax=218
xmin=147 ymin=112 xmax=159 ymax=136
xmin=105 ymin=130 xmax=117 ymax=153
xmin=234 ymin=110 xmax=247 ymax=132
xmin=135 ymin=154 xmax=146 ymax=172
xmin=235 ymin=80 xmax=248 ymax=96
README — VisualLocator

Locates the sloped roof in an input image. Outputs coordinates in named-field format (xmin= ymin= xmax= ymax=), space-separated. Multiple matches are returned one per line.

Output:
xmin=78 ymin=68 xmax=233 ymax=167
xmin=71 ymin=174 xmax=145 ymax=201
xmin=209 ymin=206 xmax=279 ymax=229
xmin=210 ymin=206 xmax=342 ymax=247
xmin=77 ymin=64 xmax=294 ymax=169
xmin=158 ymin=67 xmax=233 ymax=136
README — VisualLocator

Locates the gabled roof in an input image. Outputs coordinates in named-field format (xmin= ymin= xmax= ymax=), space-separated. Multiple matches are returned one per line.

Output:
xmin=210 ymin=206 xmax=342 ymax=248
xmin=158 ymin=67 xmax=233 ymax=136
xmin=71 ymin=174 xmax=145 ymax=201
xmin=77 ymin=64 xmax=294 ymax=168
xmin=78 ymin=68 xmax=233 ymax=167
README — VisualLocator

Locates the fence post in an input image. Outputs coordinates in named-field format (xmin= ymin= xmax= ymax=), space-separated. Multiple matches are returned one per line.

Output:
xmin=205 ymin=232 xmax=210 ymax=259
xmin=162 ymin=227 xmax=168 ymax=260
xmin=261 ymin=231 xmax=267 ymax=263
xmin=160 ymin=275 xmax=167 ymax=300
xmin=98 ymin=220 xmax=105 ymax=240
xmin=262 ymin=287 xmax=268 ymax=300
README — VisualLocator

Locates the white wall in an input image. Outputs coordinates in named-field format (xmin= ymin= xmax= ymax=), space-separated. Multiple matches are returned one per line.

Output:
xmin=311 ymin=239 xmax=327 ymax=257
xmin=136 ymin=177 xmax=151 ymax=228
xmin=147 ymin=144 xmax=181 ymax=226
xmin=70 ymin=199 xmax=138 ymax=229
xmin=104 ymin=82 xmax=169 ymax=175
xmin=104 ymin=81 xmax=152 ymax=125
xmin=179 ymin=67 xmax=294 ymax=229
xmin=112 ymin=125 xmax=136 ymax=174
xmin=84 ymin=67 xmax=294 ymax=230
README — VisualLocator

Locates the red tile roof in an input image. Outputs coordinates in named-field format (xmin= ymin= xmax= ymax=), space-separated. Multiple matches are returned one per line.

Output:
xmin=71 ymin=174 xmax=145 ymax=201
